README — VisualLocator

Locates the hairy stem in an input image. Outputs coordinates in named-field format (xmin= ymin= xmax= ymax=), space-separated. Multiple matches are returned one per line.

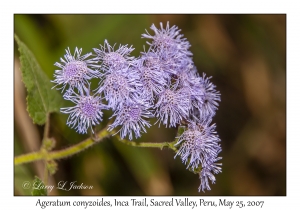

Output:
xmin=116 ymin=136 xmax=178 ymax=151
xmin=14 ymin=127 xmax=180 ymax=166
xmin=48 ymin=129 xmax=110 ymax=160
xmin=14 ymin=128 xmax=110 ymax=166
xmin=14 ymin=151 xmax=44 ymax=165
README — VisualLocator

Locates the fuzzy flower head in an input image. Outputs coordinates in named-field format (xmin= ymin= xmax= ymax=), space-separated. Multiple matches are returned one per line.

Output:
xmin=141 ymin=50 xmax=161 ymax=69
xmin=175 ymin=122 xmax=221 ymax=170
xmin=52 ymin=47 xmax=101 ymax=91
xmin=93 ymin=40 xmax=135 ymax=73
xmin=140 ymin=49 xmax=175 ymax=83
xmin=175 ymin=122 xmax=222 ymax=192
xmin=136 ymin=57 xmax=167 ymax=101
xmin=60 ymin=85 xmax=106 ymax=134
xmin=142 ymin=22 xmax=192 ymax=56
xmin=155 ymin=88 xmax=191 ymax=127
xmin=173 ymin=64 xmax=198 ymax=89
xmin=108 ymin=100 xmax=153 ymax=140
xmin=97 ymin=68 xmax=142 ymax=110
xmin=192 ymin=73 xmax=221 ymax=121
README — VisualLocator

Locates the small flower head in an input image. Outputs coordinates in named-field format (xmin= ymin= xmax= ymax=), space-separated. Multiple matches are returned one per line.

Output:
xmin=108 ymin=99 xmax=153 ymax=140
xmin=136 ymin=57 xmax=167 ymax=101
xmin=142 ymin=22 xmax=192 ymax=56
xmin=93 ymin=40 xmax=135 ymax=73
xmin=173 ymin=64 xmax=198 ymax=89
xmin=192 ymin=73 xmax=221 ymax=121
xmin=155 ymin=88 xmax=191 ymax=127
xmin=52 ymin=47 xmax=100 ymax=91
xmin=141 ymin=50 xmax=161 ymax=69
xmin=175 ymin=122 xmax=222 ymax=192
xmin=140 ymin=49 xmax=175 ymax=83
xmin=97 ymin=68 xmax=142 ymax=110
xmin=175 ymin=122 xmax=221 ymax=168
xmin=60 ymin=85 xmax=106 ymax=134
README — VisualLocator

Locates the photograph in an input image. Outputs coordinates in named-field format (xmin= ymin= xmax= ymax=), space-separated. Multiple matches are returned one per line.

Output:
xmin=14 ymin=14 xmax=286 ymax=196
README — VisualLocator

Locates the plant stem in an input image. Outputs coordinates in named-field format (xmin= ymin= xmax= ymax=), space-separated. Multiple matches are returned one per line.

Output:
xmin=14 ymin=128 xmax=179 ymax=166
xmin=14 ymin=151 xmax=44 ymax=165
xmin=43 ymin=114 xmax=50 ymax=139
xmin=48 ymin=130 xmax=108 ymax=160
xmin=116 ymin=136 xmax=178 ymax=151
xmin=14 ymin=128 xmax=110 ymax=166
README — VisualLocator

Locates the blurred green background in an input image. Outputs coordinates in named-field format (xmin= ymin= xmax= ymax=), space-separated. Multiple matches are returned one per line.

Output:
xmin=14 ymin=14 xmax=286 ymax=196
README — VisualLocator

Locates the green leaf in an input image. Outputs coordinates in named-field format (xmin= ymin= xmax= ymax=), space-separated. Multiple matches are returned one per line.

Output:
xmin=31 ymin=176 xmax=48 ymax=196
xmin=15 ymin=35 xmax=64 ymax=125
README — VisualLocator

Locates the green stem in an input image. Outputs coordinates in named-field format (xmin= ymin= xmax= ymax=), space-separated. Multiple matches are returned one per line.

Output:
xmin=14 ymin=151 xmax=44 ymax=165
xmin=14 ymin=127 xmax=179 ymax=166
xmin=48 ymin=133 xmax=105 ymax=160
xmin=14 ymin=128 xmax=110 ymax=166
xmin=114 ymin=126 xmax=183 ymax=151
xmin=117 ymin=136 xmax=178 ymax=151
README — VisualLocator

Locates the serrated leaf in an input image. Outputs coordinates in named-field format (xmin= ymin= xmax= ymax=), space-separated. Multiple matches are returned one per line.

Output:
xmin=31 ymin=176 xmax=48 ymax=196
xmin=15 ymin=35 xmax=64 ymax=125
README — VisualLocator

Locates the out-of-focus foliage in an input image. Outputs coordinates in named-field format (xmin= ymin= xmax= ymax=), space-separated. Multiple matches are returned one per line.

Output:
xmin=14 ymin=14 xmax=286 ymax=195
xmin=15 ymin=35 xmax=64 ymax=124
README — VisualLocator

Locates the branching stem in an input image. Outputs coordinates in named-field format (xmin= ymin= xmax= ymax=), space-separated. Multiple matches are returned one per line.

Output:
xmin=14 ymin=127 xmax=179 ymax=166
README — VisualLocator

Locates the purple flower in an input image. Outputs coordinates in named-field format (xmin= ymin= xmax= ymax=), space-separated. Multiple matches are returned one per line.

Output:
xmin=93 ymin=40 xmax=135 ymax=73
xmin=136 ymin=56 xmax=167 ymax=101
xmin=155 ymin=88 xmax=191 ymax=127
xmin=140 ymin=50 xmax=161 ymax=69
xmin=97 ymin=67 xmax=142 ymax=110
xmin=142 ymin=22 xmax=192 ymax=57
xmin=173 ymin=65 xmax=198 ymax=89
xmin=192 ymin=73 xmax=221 ymax=121
xmin=52 ymin=47 xmax=100 ymax=91
xmin=174 ymin=122 xmax=222 ymax=192
xmin=60 ymin=85 xmax=106 ymax=134
xmin=172 ymin=70 xmax=219 ymax=123
xmin=139 ymin=48 xmax=176 ymax=84
xmin=108 ymin=99 xmax=153 ymax=140
xmin=141 ymin=22 xmax=195 ymax=85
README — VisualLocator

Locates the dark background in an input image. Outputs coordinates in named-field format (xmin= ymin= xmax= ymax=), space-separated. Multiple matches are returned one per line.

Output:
xmin=14 ymin=14 xmax=286 ymax=195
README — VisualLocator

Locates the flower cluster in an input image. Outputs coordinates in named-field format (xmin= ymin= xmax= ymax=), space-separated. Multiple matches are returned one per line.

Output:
xmin=141 ymin=22 xmax=222 ymax=192
xmin=52 ymin=22 xmax=221 ymax=192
